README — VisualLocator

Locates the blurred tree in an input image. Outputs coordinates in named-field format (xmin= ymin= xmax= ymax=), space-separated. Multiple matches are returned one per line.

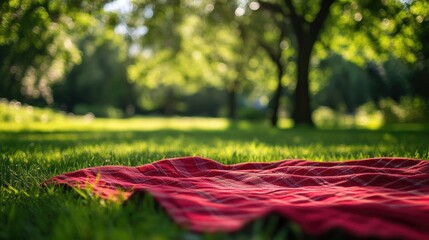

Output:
xmin=127 ymin=0 xmax=262 ymax=118
xmin=316 ymin=53 xmax=422 ymax=115
xmin=242 ymin=0 xmax=426 ymax=126
xmin=127 ymin=1 xmax=197 ymax=115
xmin=251 ymin=0 xmax=336 ymax=126
xmin=205 ymin=24 xmax=248 ymax=120
xmin=0 ymin=0 xmax=110 ymax=105
xmin=325 ymin=0 xmax=426 ymax=65
xmin=409 ymin=0 xmax=429 ymax=100
xmin=316 ymin=54 xmax=370 ymax=113
xmin=181 ymin=88 xmax=225 ymax=116
xmin=52 ymin=27 xmax=134 ymax=116
xmin=205 ymin=3 xmax=260 ymax=120
xmin=319 ymin=0 xmax=428 ymax=110
xmin=127 ymin=10 xmax=209 ymax=115
xmin=242 ymin=2 xmax=294 ymax=126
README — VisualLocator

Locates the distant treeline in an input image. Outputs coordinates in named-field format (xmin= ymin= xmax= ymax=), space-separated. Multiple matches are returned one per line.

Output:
xmin=1 ymin=0 xmax=428 ymax=125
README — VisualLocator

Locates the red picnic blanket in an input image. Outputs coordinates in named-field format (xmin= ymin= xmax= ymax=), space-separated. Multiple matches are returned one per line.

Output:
xmin=46 ymin=157 xmax=429 ymax=239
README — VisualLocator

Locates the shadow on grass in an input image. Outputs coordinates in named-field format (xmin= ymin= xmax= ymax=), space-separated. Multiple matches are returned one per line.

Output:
xmin=1 ymin=125 xmax=428 ymax=162
xmin=2 ymin=124 xmax=428 ymax=191
xmin=2 ymin=124 xmax=427 ymax=240
xmin=125 ymin=192 xmax=379 ymax=240
xmin=1 ymin=123 xmax=428 ymax=145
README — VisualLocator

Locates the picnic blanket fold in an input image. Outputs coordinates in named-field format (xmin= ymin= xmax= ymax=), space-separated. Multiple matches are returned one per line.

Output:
xmin=46 ymin=157 xmax=429 ymax=239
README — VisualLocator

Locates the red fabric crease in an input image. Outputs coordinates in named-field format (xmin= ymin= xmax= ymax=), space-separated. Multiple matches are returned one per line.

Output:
xmin=46 ymin=157 xmax=429 ymax=239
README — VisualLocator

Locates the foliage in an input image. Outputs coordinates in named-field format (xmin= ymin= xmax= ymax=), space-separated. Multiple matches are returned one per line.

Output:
xmin=238 ymin=107 xmax=266 ymax=121
xmin=379 ymin=97 xmax=429 ymax=124
xmin=315 ymin=54 xmax=371 ymax=112
xmin=180 ymin=88 xmax=226 ymax=117
xmin=0 ymin=0 xmax=110 ymax=104
xmin=126 ymin=1 xmax=266 ymax=117
xmin=73 ymin=104 xmax=124 ymax=118
xmin=52 ymin=26 xmax=134 ymax=115
xmin=324 ymin=0 xmax=426 ymax=65
xmin=1 ymin=117 xmax=429 ymax=239
xmin=0 ymin=98 xmax=67 ymax=123
xmin=312 ymin=105 xmax=384 ymax=129
xmin=1 ymin=0 xmax=428 ymax=126
xmin=314 ymin=53 xmax=417 ymax=114
xmin=312 ymin=95 xmax=429 ymax=128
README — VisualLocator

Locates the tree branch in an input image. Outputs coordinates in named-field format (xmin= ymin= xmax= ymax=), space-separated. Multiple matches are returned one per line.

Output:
xmin=258 ymin=1 xmax=287 ymax=16
xmin=259 ymin=40 xmax=280 ymax=64
xmin=258 ymin=21 xmax=286 ymax=67
xmin=309 ymin=0 xmax=336 ymax=43
xmin=283 ymin=0 xmax=303 ymax=39
xmin=283 ymin=0 xmax=300 ymax=23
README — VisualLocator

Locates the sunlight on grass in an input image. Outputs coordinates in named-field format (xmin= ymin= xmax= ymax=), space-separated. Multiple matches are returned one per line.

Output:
xmin=0 ymin=117 xmax=232 ymax=132
xmin=1 ymin=110 xmax=429 ymax=239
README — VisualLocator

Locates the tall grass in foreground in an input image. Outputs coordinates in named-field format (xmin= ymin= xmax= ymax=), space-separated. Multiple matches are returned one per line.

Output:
xmin=1 ymin=112 xmax=428 ymax=239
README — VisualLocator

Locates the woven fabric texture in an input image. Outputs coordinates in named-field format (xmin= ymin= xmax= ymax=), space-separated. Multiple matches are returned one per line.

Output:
xmin=47 ymin=157 xmax=429 ymax=239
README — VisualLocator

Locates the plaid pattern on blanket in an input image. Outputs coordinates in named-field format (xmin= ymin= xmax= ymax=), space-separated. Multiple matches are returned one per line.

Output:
xmin=47 ymin=157 xmax=429 ymax=239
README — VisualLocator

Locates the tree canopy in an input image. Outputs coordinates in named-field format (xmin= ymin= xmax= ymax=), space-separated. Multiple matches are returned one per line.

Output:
xmin=0 ymin=0 xmax=428 ymax=125
xmin=0 ymin=0 xmax=114 ymax=104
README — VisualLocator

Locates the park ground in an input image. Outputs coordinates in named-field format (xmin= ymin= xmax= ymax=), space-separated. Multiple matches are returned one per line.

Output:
xmin=1 ymin=115 xmax=429 ymax=239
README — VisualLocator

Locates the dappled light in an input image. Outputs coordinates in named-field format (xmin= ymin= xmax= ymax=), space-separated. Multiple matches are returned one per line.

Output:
xmin=1 ymin=1 xmax=429 ymax=238
xmin=1 ymin=0 xmax=428 ymax=126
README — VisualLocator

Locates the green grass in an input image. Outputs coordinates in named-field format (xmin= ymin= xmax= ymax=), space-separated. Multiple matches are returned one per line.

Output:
xmin=1 ymin=116 xmax=429 ymax=239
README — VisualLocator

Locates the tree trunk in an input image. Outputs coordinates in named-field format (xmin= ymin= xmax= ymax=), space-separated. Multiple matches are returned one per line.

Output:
xmin=270 ymin=63 xmax=284 ymax=127
xmin=227 ymin=84 xmax=237 ymax=120
xmin=124 ymin=81 xmax=136 ymax=117
xmin=292 ymin=41 xmax=314 ymax=126
xmin=283 ymin=0 xmax=335 ymax=127
xmin=66 ymin=71 xmax=78 ymax=112
xmin=227 ymin=71 xmax=241 ymax=120
xmin=164 ymin=87 xmax=175 ymax=116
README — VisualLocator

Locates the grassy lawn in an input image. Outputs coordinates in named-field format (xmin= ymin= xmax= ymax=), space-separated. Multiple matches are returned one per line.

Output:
xmin=1 ymin=117 xmax=429 ymax=239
